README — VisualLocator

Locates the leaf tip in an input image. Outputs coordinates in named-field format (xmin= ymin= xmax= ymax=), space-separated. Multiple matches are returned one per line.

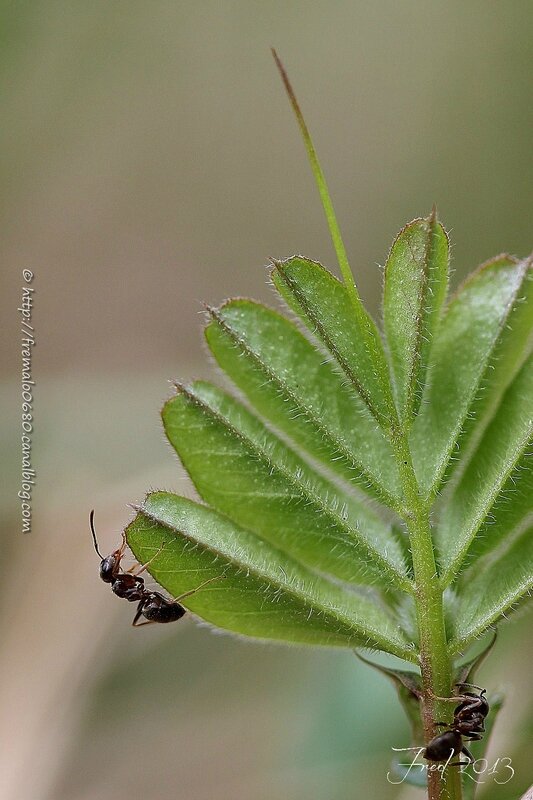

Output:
xmin=271 ymin=47 xmax=293 ymax=102
xmin=269 ymin=258 xmax=289 ymax=272
xmin=173 ymin=380 xmax=192 ymax=396
xmin=203 ymin=302 xmax=221 ymax=323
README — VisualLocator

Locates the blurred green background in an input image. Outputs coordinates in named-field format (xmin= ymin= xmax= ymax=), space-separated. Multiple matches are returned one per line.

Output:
xmin=1 ymin=2 xmax=532 ymax=799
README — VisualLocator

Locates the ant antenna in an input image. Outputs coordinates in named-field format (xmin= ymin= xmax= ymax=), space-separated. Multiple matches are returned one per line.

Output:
xmin=89 ymin=510 xmax=104 ymax=560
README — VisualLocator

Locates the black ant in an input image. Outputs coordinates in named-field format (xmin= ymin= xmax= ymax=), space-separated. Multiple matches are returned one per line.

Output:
xmin=423 ymin=683 xmax=489 ymax=765
xmin=90 ymin=510 xmax=224 ymax=625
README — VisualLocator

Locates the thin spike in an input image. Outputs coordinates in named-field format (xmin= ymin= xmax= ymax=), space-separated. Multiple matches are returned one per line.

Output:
xmin=271 ymin=48 xmax=360 ymax=310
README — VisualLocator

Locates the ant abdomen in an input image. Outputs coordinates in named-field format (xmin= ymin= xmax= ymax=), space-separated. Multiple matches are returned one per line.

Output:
xmin=424 ymin=730 xmax=462 ymax=761
xmin=140 ymin=592 xmax=187 ymax=624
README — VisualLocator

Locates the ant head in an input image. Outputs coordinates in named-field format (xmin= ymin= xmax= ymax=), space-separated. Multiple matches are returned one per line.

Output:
xmin=91 ymin=511 xmax=129 ymax=583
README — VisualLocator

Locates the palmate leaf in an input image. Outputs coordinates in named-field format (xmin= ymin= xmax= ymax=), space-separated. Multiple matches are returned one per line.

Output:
xmin=124 ymin=232 xmax=532 ymax=658
xmin=382 ymin=212 xmax=449 ymax=424
xmin=122 ymin=188 xmax=531 ymax=702
xmin=126 ymin=493 xmax=415 ymax=659
xmin=161 ymin=383 xmax=412 ymax=592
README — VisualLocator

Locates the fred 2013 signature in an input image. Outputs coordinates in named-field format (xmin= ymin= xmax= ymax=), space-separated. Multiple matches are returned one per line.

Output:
xmin=387 ymin=747 xmax=514 ymax=786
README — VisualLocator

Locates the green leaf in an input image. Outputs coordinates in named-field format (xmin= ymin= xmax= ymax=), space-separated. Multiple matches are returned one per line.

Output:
xmin=383 ymin=212 xmax=449 ymax=423
xmin=353 ymin=649 xmax=421 ymax=690
xmin=126 ymin=492 xmax=415 ymax=658
xmin=162 ymin=383 xmax=413 ymax=591
xmin=465 ymin=446 xmax=532 ymax=564
xmin=437 ymin=356 xmax=533 ymax=584
xmin=440 ymin=257 xmax=533 ymax=490
xmin=449 ymin=524 xmax=533 ymax=654
xmin=271 ymin=256 xmax=396 ymax=429
xmin=452 ymin=631 xmax=497 ymax=685
xmin=353 ymin=650 xmax=424 ymax=779
xmin=205 ymin=299 xmax=402 ymax=508
xmin=411 ymin=255 xmax=532 ymax=497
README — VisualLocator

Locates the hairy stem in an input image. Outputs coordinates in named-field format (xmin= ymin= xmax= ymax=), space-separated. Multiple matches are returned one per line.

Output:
xmin=394 ymin=432 xmax=462 ymax=800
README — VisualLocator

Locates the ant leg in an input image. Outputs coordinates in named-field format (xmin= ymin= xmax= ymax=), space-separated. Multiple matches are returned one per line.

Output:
xmin=456 ymin=682 xmax=485 ymax=694
xmin=132 ymin=619 xmax=157 ymax=627
xmin=132 ymin=599 xmax=147 ymax=627
xmin=435 ymin=722 xmax=449 ymax=728
xmin=427 ymin=689 xmax=471 ymax=704
xmin=128 ymin=542 xmax=167 ymax=576
xmin=461 ymin=745 xmax=475 ymax=762
xmin=448 ymin=746 xmax=475 ymax=768
xmin=173 ymin=574 xmax=226 ymax=603
xmin=456 ymin=696 xmax=484 ymax=716
xmin=115 ymin=531 xmax=128 ymax=558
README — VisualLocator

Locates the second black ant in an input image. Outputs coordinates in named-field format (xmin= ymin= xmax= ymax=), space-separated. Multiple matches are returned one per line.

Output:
xmin=423 ymin=683 xmax=489 ymax=765
xmin=90 ymin=510 xmax=224 ymax=626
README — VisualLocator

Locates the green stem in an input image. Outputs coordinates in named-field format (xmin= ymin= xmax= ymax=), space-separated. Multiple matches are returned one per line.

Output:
xmin=271 ymin=48 xmax=361 ymax=312
xmin=393 ymin=432 xmax=462 ymax=800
